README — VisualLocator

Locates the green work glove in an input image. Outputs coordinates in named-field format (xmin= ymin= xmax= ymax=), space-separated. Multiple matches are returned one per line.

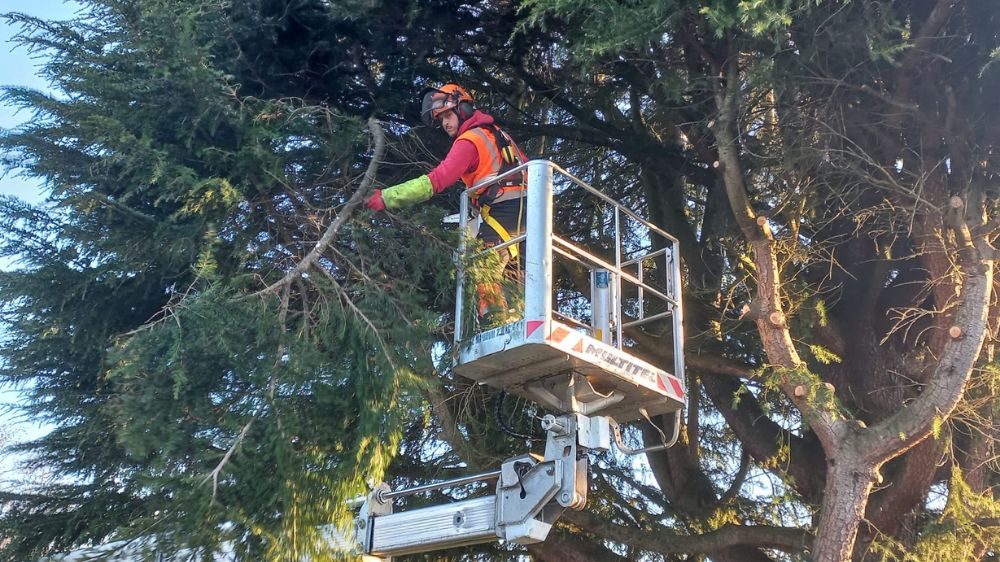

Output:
xmin=381 ymin=175 xmax=434 ymax=209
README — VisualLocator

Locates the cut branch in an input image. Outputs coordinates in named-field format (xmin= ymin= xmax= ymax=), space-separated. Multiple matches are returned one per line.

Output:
xmin=256 ymin=117 xmax=386 ymax=296
xmin=862 ymin=254 xmax=994 ymax=463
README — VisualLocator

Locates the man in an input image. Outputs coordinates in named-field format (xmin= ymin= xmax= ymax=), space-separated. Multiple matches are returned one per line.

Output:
xmin=367 ymin=83 xmax=528 ymax=321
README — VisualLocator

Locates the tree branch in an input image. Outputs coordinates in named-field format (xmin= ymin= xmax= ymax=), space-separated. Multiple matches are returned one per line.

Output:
xmin=900 ymin=0 xmax=958 ymax=71
xmin=255 ymin=117 xmax=386 ymax=295
xmin=711 ymin=49 xmax=843 ymax=450
xmin=563 ymin=510 xmax=812 ymax=555
xmin=862 ymin=251 xmax=994 ymax=463
xmin=202 ymin=420 xmax=252 ymax=504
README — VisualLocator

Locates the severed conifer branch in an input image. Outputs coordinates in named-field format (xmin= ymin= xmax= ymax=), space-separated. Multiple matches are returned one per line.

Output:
xmin=256 ymin=116 xmax=386 ymax=296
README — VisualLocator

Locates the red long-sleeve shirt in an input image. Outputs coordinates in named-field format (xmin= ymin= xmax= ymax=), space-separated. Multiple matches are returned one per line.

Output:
xmin=426 ymin=110 xmax=497 ymax=194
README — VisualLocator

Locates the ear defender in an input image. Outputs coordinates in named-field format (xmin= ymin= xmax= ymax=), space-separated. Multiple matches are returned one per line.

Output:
xmin=458 ymin=100 xmax=475 ymax=120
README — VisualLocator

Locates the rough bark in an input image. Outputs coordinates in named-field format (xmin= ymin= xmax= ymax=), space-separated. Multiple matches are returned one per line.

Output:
xmin=812 ymin=250 xmax=994 ymax=560
xmin=815 ymin=451 xmax=880 ymax=562
xmin=526 ymin=529 xmax=626 ymax=562
xmin=563 ymin=510 xmax=812 ymax=556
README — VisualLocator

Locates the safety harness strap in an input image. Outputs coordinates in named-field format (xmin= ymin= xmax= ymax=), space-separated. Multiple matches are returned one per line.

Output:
xmin=472 ymin=125 xmax=527 ymax=207
xmin=480 ymin=204 xmax=518 ymax=260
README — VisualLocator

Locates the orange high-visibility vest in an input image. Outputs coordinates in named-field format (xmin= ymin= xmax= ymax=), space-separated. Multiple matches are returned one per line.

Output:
xmin=458 ymin=125 xmax=527 ymax=205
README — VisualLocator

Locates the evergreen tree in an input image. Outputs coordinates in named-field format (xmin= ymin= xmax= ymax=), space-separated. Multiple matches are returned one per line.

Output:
xmin=1 ymin=1 xmax=454 ymax=559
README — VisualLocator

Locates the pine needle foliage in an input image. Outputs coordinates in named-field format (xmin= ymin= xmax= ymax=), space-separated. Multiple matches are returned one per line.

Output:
xmin=869 ymin=467 xmax=1000 ymax=562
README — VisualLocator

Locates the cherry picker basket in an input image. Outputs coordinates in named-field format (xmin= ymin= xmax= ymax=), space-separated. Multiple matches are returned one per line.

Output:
xmin=453 ymin=160 xmax=685 ymax=422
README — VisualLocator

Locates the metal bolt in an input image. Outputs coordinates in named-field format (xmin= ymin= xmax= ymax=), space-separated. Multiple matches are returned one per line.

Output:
xmin=547 ymin=467 xmax=554 ymax=476
xmin=541 ymin=414 xmax=569 ymax=435
xmin=561 ymin=492 xmax=571 ymax=503
xmin=357 ymin=519 xmax=366 ymax=529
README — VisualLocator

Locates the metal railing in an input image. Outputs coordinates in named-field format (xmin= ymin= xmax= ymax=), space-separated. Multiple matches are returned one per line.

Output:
xmin=454 ymin=160 xmax=684 ymax=382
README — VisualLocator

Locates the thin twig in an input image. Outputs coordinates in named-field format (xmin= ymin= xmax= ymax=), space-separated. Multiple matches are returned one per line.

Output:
xmin=204 ymin=420 xmax=253 ymax=503
xmin=316 ymin=266 xmax=398 ymax=372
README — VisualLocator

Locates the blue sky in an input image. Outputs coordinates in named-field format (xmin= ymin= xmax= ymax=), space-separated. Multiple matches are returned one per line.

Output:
xmin=1 ymin=0 xmax=84 ymax=479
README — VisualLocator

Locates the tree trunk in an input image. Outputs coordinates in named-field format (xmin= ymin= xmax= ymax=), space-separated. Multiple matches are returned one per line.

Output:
xmin=813 ymin=451 xmax=878 ymax=562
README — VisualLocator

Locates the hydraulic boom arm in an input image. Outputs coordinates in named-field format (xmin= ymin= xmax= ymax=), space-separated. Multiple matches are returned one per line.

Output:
xmin=353 ymin=413 xmax=613 ymax=560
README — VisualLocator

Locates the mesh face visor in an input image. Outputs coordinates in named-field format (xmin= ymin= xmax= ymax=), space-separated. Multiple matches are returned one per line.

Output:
xmin=421 ymin=89 xmax=450 ymax=127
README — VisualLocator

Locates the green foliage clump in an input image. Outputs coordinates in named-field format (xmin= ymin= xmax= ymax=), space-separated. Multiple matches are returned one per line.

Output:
xmin=520 ymin=0 xmax=684 ymax=60
xmin=698 ymin=0 xmax=795 ymax=37
xmin=870 ymin=467 xmax=1000 ymax=562
xmin=765 ymin=364 xmax=848 ymax=422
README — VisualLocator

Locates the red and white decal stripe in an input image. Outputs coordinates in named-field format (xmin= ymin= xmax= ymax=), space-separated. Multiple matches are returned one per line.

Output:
xmin=546 ymin=324 xmax=684 ymax=402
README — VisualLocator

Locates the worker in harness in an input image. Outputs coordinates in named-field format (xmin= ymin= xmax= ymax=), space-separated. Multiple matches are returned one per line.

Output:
xmin=367 ymin=83 xmax=528 ymax=324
